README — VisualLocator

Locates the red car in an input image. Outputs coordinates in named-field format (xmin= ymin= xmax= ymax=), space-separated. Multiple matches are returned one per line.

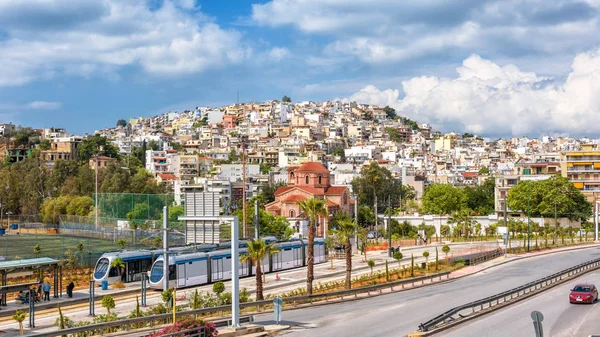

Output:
xmin=569 ymin=284 xmax=598 ymax=304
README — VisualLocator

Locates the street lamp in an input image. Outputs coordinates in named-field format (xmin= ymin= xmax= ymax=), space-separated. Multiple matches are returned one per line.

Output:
xmin=527 ymin=183 xmax=531 ymax=252
xmin=7 ymin=211 xmax=12 ymax=232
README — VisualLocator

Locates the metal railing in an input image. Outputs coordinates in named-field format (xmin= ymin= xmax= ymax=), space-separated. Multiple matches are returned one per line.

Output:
xmin=418 ymin=257 xmax=600 ymax=332
xmin=31 ymin=313 xmax=254 ymax=337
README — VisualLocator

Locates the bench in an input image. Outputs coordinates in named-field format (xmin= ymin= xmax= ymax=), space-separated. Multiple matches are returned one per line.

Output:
xmin=0 ymin=282 xmax=39 ymax=306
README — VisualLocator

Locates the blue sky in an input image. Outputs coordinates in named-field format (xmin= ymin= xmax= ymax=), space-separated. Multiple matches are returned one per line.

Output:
xmin=1 ymin=0 xmax=600 ymax=137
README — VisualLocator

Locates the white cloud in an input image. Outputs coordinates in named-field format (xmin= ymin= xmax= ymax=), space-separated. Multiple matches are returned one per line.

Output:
xmin=0 ymin=0 xmax=249 ymax=86
xmin=344 ymin=49 xmax=600 ymax=137
xmin=252 ymin=0 xmax=600 ymax=71
xmin=268 ymin=47 xmax=290 ymax=62
xmin=25 ymin=101 xmax=62 ymax=110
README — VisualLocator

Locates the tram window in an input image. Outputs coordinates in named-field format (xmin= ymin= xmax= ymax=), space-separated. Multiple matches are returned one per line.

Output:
xmin=169 ymin=265 xmax=176 ymax=280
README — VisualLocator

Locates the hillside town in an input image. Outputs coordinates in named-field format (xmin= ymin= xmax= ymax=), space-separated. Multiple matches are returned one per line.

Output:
xmin=0 ymin=98 xmax=597 ymax=235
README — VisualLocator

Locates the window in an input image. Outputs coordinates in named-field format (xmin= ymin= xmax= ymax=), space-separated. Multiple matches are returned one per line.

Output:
xmin=318 ymin=175 xmax=322 ymax=184
xmin=290 ymin=210 xmax=295 ymax=218
xmin=306 ymin=176 xmax=309 ymax=184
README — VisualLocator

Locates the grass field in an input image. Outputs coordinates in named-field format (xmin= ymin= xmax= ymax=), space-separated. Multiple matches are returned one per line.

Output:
xmin=0 ymin=234 xmax=149 ymax=265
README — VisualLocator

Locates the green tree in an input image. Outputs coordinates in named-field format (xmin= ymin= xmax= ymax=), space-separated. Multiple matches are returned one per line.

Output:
xmin=39 ymin=139 xmax=51 ymax=150
xmin=383 ymin=106 xmax=397 ymax=119
xmin=478 ymin=166 xmax=490 ymax=175
xmin=351 ymin=162 xmax=406 ymax=208
xmin=79 ymin=135 xmax=119 ymax=162
xmin=386 ymin=127 xmax=404 ymax=143
xmin=448 ymin=209 xmax=475 ymax=239
xmin=385 ymin=260 xmax=390 ymax=281
xmin=116 ymin=119 xmax=127 ymax=128
xmin=259 ymin=163 xmax=272 ymax=175
xmin=423 ymin=250 xmax=430 ymax=266
xmin=282 ymin=95 xmax=292 ymax=103
xmin=442 ymin=245 xmax=450 ymax=261
xmin=66 ymin=196 xmax=93 ymax=216
xmin=333 ymin=147 xmax=346 ymax=162
xmin=117 ymin=238 xmax=127 ymax=250
xmin=410 ymin=254 xmax=415 ymax=277
xmin=507 ymin=176 xmax=592 ymax=221
xmin=33 ymin=243 xmax=41 ymax=258
xmin=333 ymin=218 xmax=357 ymax=289
xmin=258 ymin=181 xmax=286 ymax=204
xmin=393 ymin=251 xmax=403 ymax=269
xmin=435 ymin=247 xmax=439 ymax=271
xmin=367 ymin=259 xmax=375 ymax=275
xmin=297 ymin=198 xmax=328 ymax=295
xmin=239 ymin=239 xmax=278 ymax=300
xmin=101 ymin=296 xmax=115 ymax=317
xmin=212 ymin=282 xmax=225 ymax=303
xmin=422 ymin=184 xmax=467 ymax=215
xmin=127 ymin=203 xmax=149 ymax=221
xmin=76 ymin=243 xmax=84 ymax=266
xmin=464 ymin=177 xmax=495 ymax=215
xmin=12 ymin=310 xmax=27 ymax=336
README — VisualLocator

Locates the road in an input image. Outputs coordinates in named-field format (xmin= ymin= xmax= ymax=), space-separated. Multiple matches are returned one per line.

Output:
xmin=253 ymin=246 xmax=600 ymax=337
xmin=444 ymin=265 xmax=600 ymax=337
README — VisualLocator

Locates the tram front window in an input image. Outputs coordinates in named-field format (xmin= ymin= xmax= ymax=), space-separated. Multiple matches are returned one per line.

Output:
xmin=94 ymin=258 xmax=109 ymax=280
xmin=150 ymin=261 xmax=164 ymax=283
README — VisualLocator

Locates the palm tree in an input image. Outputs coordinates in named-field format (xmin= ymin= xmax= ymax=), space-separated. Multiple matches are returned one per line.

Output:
xmin=33 ymin=244 xmax=41 ymax=258
xmin=240 ymin=239 xmax=278 ymax=300
xmin=297 ymin=198 xmax=328 ymax=295
xmin=334 ymin=218 xmax=357 ymax=289
xmin=110 ymin=257 xmax=125 ymax=282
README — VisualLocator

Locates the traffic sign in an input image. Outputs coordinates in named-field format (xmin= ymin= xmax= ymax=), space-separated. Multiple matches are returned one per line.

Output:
xmin=273 ymin=296 xmax=283 ymax=324
xmin=531 ymin=311 xmax=544 ymax=337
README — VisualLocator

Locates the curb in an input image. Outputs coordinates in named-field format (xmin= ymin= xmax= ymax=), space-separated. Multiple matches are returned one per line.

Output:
xmin=449 ymin=243 xmax=600 ymax=281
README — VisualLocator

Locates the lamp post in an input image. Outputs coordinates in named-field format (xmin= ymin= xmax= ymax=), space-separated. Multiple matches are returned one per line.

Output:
xmin=7 ymin=211 xmax=12 ymax=232
xmin=95 ymin=156 xmax=99 ymax=230
xmin=527 ymin=183 xmax=531 ymax=252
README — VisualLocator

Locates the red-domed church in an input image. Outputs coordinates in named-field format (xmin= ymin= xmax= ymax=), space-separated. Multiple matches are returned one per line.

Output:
xmin=265 ymin=162 xmax=352 ymax=236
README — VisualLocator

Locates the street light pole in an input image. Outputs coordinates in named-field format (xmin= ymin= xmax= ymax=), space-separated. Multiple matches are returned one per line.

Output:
xmin=527 ymin=184 xmax=531 ymax=252
xmin=95 ymin=156 xmax=98 ymax=230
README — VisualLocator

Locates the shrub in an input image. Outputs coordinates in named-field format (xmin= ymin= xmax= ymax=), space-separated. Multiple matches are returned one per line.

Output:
xmin=146 ymin=317 xmax=217 ymax=337
xmin=112 ymin=281 xmax=126 ymax=289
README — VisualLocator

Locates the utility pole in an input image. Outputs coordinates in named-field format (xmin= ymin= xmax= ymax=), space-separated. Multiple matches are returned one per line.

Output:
xmin=554 ymin=201 xmax=558 ymax=245
xmin=241 ymin=138 xmax=247 ymax=238
xmin=254 ymin=199 xmax=259 ymax=240
xmin=504 ymin=197 xmax=508 ymax=256
xmin=527 ymin=185 xmax=531 ymax=252
xmin=162 ymin=206 xmax=169 ymax=292
xmin=374 ymin=194 xmax=378 ymax=231
xmin=594 ymin=200 xmax=600 ymax=241
xmin=95 ymin=156 xmax=98 ymax=230
xmin=387 ymin=196 xmax=392 ymax=257
xmin=354 ymin=194 xmax=358 ymax=254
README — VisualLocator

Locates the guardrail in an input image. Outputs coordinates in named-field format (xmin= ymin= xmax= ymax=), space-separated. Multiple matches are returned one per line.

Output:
xmin=31 ymin=313 xmax=254 ymax=337
xmin=417 ymin=256 xmax=600 ymax=332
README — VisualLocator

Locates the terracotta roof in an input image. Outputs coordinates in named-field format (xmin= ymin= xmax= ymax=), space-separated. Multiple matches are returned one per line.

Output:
xmin=265 ymin=204 xmax=280 ymax=211
xmin=461 ymin=172 xmax=477 ymax=178
xmin=326 ymin=200 xmax=339 ymax=207
xmin=281 ymin=195 xmax=308 ymax=203
xmin=274 ymin=186 xmax=294 ymax=195
xmin=157 ymin=173 xmax=179 ymax=181
xmin=295 ymin=162 xmax=329 ymax=173
xmin=325 ymin=186 xmax=348 ymax=195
